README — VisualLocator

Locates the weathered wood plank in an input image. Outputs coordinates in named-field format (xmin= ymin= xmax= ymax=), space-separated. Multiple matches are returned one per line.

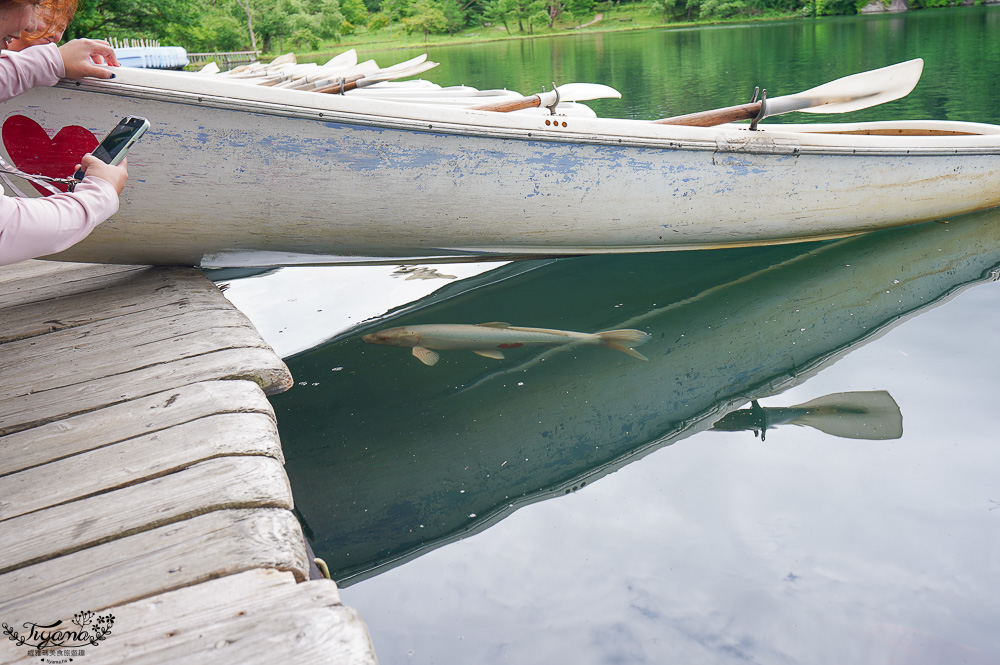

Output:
xmin=0 ymin=347 xmax=293 ymax=436
xmin=0 ymin=261 xmax=146 ymax=309
xmin=0 ymin=412 xmax=283 ymax=521
xmin=0 ymin=268 xmax=229 ymax=344
xmin=0 ymin=380 xmax=275 ymax=477
xmin=0 ymin=263 xmax=379 ymax=665
xmin=0 ymin=509 xmax=311 ymax=621
xmin=117 ymin=604 xmax=376 ymax=665
xmin=0 ymin=455 xmax=293 ymax=574
xmin=0 ymin=308 xmax=268 ymax=398
xmin=2 ymin=570 xmax=377 ymax=665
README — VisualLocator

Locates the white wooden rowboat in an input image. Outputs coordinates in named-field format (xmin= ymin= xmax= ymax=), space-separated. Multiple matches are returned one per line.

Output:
xmin=2 ymin=59 xmax=999 ymax=267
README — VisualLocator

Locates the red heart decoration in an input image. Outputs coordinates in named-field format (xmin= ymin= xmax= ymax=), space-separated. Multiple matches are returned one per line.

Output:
xmin=2 ymin=115 xmax=98 ymax=194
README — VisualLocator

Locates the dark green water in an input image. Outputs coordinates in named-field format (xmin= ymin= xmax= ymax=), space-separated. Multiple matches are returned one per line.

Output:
xmin=362 ymin=5 xmax=1000 ymax=123
xmin=236 ymin=8 xmax=1000 ymax=664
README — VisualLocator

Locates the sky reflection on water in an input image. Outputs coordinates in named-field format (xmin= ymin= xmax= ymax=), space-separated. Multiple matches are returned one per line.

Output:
xmin=222 ymin=213 xmax=1000 ymax=664
xmin=338 ymin=281 xmax=1000 ymax=665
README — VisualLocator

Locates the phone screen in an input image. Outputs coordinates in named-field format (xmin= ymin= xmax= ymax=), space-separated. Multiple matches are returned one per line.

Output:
xmin=74 ymin=116 xmax=148 ymax=180
xmin=92 ymin=122 xmax=139 ymax=163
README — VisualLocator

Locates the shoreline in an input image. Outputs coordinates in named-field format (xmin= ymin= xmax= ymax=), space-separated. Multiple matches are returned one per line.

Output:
xmin=255 ymin=3 xmax=997 ymax=61
xmin=263 ymin=9 xmax=807 ymax=59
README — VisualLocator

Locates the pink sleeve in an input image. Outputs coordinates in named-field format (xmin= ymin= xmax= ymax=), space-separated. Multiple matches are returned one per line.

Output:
xmin=0 ymin=178 xmax=119 ymax=265
xmin=0 ymin=44 xmax=65 ymax=102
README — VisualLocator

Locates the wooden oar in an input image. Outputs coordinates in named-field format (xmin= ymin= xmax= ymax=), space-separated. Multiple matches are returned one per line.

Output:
xmin=654 ymin=59 xmax=923 ymax=127
xmin=276 ymin=60 xmax=380 ymax=89
xmin=312 ymin=60 xmax=439 ymax=94
xmin=711 ymin=391 xmax=902 ymax=441
xmin=470 ymin=83 xmax=621 ymax=113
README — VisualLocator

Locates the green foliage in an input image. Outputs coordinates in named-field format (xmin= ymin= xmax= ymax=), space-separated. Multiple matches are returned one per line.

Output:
xmin=816 ymin=0 xmax=856 ymax=14
xmin=66 ymin=0 xmax=199 ymax=40
xmin=648 ymin=0 xmax=677 ymax=21
xmin=494 ymin=0 xmax=546 ymax=32
xmin=340 ymin=0 xmax=371 ymax=22
xmin=166 ymin=5 xmax=247 ymax=51
xmin=699 ymin=0 xmax=749 ymax=19
xmin=402 ymin=0 xmax=449 ymax=34
xmin=439 ymin=0 xmax=468 ymax=32
xmin=482 ymin=0 xmax=512 ymax=30
xmin=367 ymin=10 xmax=391 ymax=28
xmin=566 ymin=0 xmax=594 ymax=25
xmin=62 ymin=0 xmax=936 ymax=54
xmin=252 ymin=0 xmax=293 ymax=50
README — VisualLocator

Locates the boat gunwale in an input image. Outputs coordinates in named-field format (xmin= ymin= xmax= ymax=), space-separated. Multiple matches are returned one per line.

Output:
xmin=57 ymin=74 xmax=1000 ymax=158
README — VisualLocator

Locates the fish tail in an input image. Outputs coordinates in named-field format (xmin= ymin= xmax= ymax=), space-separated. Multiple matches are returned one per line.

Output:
xmin=596 ymin=329 xmax=651 ymax=361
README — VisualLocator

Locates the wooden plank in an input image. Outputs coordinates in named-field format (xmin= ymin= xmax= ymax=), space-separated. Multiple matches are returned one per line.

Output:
xmin=0 ymin=412 xmax=283 ymax=521
xmin=0 ymin=261 xmax=146 ymax=309
xmin=0 ymin=509 xmax=311 ymax=621
xmin=0 ymin=347 xmax=293 ymax=436
xmin=0 ymin=308 xmax=268 ymax=398
xmin=0 ymin=455 xmax=293 ymax=574
xmin=0 ymin=268 xmax=229 ymax=344
xmin=116 ymin=604 xmax=377 ymax=665
xmin=0 ymin=260 xmax=137 ymax=288
xmin=0 ymin=570 xmax=377 ymax=665
xmin=0 ymin=380 xmax=276 ymax=477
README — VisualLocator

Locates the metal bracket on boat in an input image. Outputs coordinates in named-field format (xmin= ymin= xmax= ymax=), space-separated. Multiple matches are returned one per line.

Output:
xmin=547 ymin=82 xmax=560 ymax=115
xmin=750 ymin=88 xmax=767 ymax=131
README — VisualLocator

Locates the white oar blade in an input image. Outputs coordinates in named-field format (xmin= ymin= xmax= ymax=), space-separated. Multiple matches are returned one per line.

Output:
xmin=270 ymin=52 xmax=297 ymax=66
xmin=554 ymin=82 xmax=622 ymax=102
xmin=380 ymin=54 xmax=429 ymax=73
xmin=324 ymin=49 xmax=358 ymax=68
xmin=359 ymin=61 xmax=439 ymax=84
xmin=770 ymin=58 xmax=923 ymax=116
xmin=789 ymin=390 xmax=903 ymax=440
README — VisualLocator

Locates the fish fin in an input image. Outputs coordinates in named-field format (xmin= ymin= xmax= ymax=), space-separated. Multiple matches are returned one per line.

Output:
xmin=412 ymin=346 xmax=440 ymax=366
xmin=603 ymin=341 xmax=649 ymax=361
xmin=477 ymin=322 xmax=511 ymax=328
xmin=597 ymin=329 xmax=651 ymax=360
xmin=473 ymin=349 xmax=505 ymax=360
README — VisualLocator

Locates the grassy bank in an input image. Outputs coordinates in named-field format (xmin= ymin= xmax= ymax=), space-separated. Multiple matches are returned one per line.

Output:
xmin=260 ymin=5 xmax=806 ymax=61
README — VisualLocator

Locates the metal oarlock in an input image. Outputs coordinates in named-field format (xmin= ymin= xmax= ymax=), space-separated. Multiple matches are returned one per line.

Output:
xmin=750 ymin=89 xmax=767 ymax=131
xmin=547 ymin=82 xmax=560 ymax=115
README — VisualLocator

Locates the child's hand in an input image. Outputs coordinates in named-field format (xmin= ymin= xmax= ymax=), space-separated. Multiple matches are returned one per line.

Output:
xmin=59 ymin=39 xmax=121 ymax=79
xmin=77 ymin=155 xmax=128 ymax=194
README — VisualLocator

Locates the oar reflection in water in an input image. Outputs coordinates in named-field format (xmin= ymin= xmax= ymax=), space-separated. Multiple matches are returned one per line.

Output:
xmin=711 ymin=391 xmax=903 ymax=441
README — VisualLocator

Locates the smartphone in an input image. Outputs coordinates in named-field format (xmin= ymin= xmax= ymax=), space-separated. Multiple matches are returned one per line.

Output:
xmin=74 ymin=116 xmax=149 ymax=180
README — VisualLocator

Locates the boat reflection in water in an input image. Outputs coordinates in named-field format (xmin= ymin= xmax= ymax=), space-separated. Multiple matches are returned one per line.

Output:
xmin=272 ymin=205 xmax=1000 ymax=587
xmin=709 ymin=391 xmax=902 ymax=442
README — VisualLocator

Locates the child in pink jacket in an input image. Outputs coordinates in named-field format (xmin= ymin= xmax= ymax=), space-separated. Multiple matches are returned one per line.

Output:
xmin=1 ymin=0 xmax=127 ymax=265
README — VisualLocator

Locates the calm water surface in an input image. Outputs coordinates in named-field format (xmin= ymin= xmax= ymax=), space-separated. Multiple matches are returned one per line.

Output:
xmin=224 ymin=9 xmax=1000 ymax=663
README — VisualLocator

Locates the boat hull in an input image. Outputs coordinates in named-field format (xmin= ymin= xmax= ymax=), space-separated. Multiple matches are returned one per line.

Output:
xmin=3 ymin=69 xmax=1000 ymax=266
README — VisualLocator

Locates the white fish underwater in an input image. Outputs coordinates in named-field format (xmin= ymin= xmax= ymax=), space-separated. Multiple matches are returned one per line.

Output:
xmin=362 ymin=322 xmax=651 ymax=366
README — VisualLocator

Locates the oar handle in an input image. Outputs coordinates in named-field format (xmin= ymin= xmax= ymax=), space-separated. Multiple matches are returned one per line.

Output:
xmin=469 ymin=94 xmax=544 ymax=113
xmin=313 ymin=74 xmax=365 ymax=94
xmin=652 ymin=102 xmax=763 ymax=127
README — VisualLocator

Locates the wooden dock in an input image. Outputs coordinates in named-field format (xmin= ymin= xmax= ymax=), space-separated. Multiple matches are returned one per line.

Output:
xmin=0 ymin=261 xmax=378 ymax=664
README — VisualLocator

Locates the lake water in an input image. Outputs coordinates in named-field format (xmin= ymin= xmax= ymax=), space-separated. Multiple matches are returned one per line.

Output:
xmin=221 ymin=8 xmax=1000 ymax=663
